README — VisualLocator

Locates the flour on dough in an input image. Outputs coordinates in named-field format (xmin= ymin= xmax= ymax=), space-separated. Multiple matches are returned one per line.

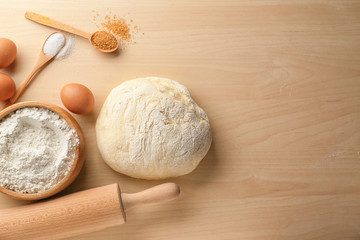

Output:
xmin=96 ymin=77 xmax=212 ymax=179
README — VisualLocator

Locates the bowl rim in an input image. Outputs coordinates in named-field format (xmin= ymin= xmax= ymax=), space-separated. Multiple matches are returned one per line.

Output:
xmin=0 ymin=101 xmax=85 ymax=201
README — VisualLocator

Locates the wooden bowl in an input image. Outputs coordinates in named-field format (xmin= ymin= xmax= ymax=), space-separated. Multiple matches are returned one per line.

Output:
xmin=0 ymin=101 xmax=85 ymax=201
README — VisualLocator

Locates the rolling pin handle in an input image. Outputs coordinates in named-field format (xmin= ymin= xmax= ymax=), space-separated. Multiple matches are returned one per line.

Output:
xmin=121 ymin=182 xmax=180 ymax=212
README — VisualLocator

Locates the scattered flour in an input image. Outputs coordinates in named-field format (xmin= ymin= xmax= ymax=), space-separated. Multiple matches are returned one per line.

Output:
xmin=0 ymin=107 xmax=79 ymax=194
xmin=55 ymin=33 xmax=74 ymax=60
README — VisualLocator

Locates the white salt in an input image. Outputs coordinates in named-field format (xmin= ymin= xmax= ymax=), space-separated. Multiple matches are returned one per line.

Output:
xmin=43 ymin=33 xmax=65 ymax=57
xmin=55 ymin=34 xmax=74 ymax=60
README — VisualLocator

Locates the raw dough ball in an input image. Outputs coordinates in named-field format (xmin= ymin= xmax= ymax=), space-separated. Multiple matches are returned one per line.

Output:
xmin=96 ymin=77 xmax=212 ymax=179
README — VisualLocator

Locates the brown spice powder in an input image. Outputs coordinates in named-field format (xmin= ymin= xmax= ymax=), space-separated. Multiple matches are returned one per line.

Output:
xmin=91 ymin=31 xmax=118 ymax=50
xmin=92 ymin=10 xmax=142 ymax=47
xmin=101 ymin=14 xmax=131 ymax=42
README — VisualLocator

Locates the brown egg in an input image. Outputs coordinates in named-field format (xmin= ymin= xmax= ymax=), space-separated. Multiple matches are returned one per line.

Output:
xmin=0 ymin=38 xmax=17 ymax=69
xmin=0 ymin=73 xmax=16 ymax=101
xmin=61 ymin=83 xmax=95 ymax=114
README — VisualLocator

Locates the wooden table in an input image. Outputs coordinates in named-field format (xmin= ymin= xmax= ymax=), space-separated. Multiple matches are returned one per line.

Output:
xmin=0 ymin=1 xmax=360 ymax=239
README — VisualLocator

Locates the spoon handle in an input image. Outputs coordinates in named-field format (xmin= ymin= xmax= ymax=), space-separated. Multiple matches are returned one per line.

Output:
xmin=1 ymin=53 xmax=53 ymax=111
xmin=25 ymin=12 xmax=92 ymax=39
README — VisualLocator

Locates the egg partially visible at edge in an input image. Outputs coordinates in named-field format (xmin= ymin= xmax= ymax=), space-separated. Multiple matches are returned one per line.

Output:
xmin=0 ymin=73 xmax=16 ymax=101
xmin=0 ymin=38 xmax=17 ymax=69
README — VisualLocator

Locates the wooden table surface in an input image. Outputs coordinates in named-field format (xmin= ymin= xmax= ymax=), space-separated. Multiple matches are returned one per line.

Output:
xmin=1 ymin=0 xmax=360 ymax=239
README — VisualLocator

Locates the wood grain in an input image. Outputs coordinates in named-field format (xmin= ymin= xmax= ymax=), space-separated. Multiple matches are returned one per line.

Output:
xmin=0 ymin=0 xmax=359 ymax=239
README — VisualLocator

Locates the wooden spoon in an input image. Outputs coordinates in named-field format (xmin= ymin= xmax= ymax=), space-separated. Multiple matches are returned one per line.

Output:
xmin=0 ymin=32 xmax=65 ymax=111
xmin=0 ymin=32 xmax=64 ymax=111
xmin=25 ymin=11 xmax=118 ymax=53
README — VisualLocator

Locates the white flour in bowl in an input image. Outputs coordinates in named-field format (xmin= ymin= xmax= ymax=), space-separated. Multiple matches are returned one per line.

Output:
xmin=0 ymin=107 xmax=79 ymax=194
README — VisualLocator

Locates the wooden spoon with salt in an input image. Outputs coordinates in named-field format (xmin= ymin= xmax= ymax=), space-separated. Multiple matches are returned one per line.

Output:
xmin=25 ymin=11 xmax=118 ymax=53
xmin=0 ymin=32 xmax=65 ymax=111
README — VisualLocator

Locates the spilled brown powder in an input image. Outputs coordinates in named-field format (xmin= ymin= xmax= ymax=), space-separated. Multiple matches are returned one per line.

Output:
xmin=91 ymin=31 xmax=117 ymax=50
xmin=102 ymin=14 xmax=131 ymax=42
xmin=92 ymin=10 xmax=141 ymax=47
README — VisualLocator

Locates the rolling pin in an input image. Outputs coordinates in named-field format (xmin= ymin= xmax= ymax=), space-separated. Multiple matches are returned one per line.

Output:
xmin=0 ymin=182 xmax=180 ymax=240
